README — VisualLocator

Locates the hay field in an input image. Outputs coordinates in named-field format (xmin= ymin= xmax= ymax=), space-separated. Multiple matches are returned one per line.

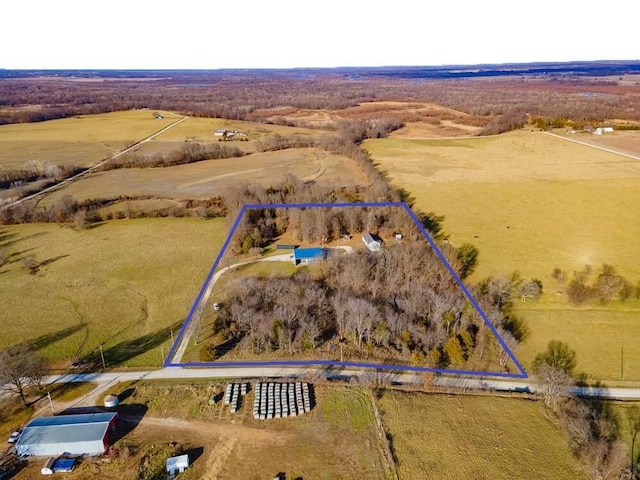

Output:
xmin=516 ymin=304 xmax=640 ymax=381
xmin=0 ymin=110 xmax=180 ymax=170
xmin=556 ymin=130 xmax=640 ymax=157
xmin=41 ymin=149 xmax=367 ymax=205
xmin=0 ymin=218 xmax=226 ymax=367
xmin=364 ymin=132 xmax=640 ymax=281
xmin=378 ymin=390 xmax=584 ymax=480
xmin=148 ymin=115 xmax=321 ymax=143
xmin=364 ymin=131 xmax=640 ymax=380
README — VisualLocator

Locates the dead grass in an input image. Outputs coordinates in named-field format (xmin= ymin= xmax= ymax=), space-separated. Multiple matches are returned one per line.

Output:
xmin=0 ymin=110 xmax=180 ymax=170
xmin=0 ymin=218 xmax=226 ymax=367
xmin=40 ymin=148 xmax=367 ymax=204
xmin=377 ymin=390 xmax=585 ymax=480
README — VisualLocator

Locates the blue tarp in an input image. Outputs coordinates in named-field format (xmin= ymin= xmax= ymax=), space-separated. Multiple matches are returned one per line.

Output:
xmin=53 ymin=458 xmax=76 ymax=472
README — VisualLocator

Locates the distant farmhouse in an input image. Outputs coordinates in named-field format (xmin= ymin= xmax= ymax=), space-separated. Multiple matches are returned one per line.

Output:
xmin=214 ymin=128 xmax=246 ymax=140
xmin=362 ymin=233 xmax=382 ymax=252
xmin=15 ymin=412 xmax=118 ymax=457
xmin=292 ymin=247 xmax=327 ymax=265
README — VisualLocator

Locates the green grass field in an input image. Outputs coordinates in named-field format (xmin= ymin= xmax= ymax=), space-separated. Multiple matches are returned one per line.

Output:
xmin=364 ymin=131 xmax=640 ymax=381
xmin=377 ymin=390 xmax=585 ymax=480
xmin=0 ymin=218 xmax=226 ymax=367
xmin=0 ymin=110 xmax=181 ymax=170
xmin=517 ymin=302 xmax=640 ymax=381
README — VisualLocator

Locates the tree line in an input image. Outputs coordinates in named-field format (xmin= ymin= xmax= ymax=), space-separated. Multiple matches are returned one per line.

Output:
xmin=552 ymin=264 xmax=640 ymax=306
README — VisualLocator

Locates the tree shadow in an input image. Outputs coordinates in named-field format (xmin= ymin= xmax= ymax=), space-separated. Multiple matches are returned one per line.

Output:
xmin=39 ymin=254 xmax=70 ymax=268
xmin=15 ymin=324 xmax=86 ymax=353
xmin=0 ymin=231 xmax=48 ymax=249
xmin=111 ymin=404 xmax=149 ymax=443
xmin=0 ymin=229 xmax=17 ymax=245
xmin=181 ymin=446 xmax=204 ymax=466
xmin=95 ymin=321 xmax=183 ymax=367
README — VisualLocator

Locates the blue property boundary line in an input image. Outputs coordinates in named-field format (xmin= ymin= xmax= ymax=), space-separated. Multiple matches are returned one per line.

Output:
xmin=165 ymin=201 xmax=528 ymax=379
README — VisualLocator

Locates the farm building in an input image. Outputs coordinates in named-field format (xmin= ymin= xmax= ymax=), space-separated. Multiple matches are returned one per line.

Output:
xmin=15 ymin=412 xmax=118 ymax=457
xmin=166 ymin=454 xmax=190 ymax=475
xmin=362 ymin=233 xmax=382 ymax=252
xmin=292 ymin=247 xmax=327 ymax=265
xmin=214 ymin=129 xmax=227 ymax=137
xmin=594 ymin=127 xmax=614 ymax=135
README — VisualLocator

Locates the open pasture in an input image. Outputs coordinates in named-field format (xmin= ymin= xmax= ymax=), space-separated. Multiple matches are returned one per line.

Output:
xmin=517 ymin=304 xmax=640 ymax=381
xmin=555 ymin=130 xmax=640 ymax=157
xmin=377 ymin=390 xmax=584 ymax=480
xmin=41 ymin=148 xmax=367 ymax=205
xmin=0 ymin=110 xmax=180 ymax=170
xmin=0 ymin=217 xmax=226 ymax=367
xmin=148 ymin=115 xmax=322 ymax=144
xmin=364 ymin=131 xmax=640 ymax=281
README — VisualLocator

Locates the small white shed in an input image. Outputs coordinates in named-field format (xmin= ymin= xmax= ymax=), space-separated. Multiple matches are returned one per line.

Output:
xmin=166 ymin=454 xmax=190 ymax=475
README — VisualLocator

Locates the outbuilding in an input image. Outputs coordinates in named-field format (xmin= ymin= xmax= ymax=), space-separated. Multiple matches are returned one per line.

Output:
xmin=16 ymin=412 xmax=118 ymax=457
xmin=362 ymin=233 xmax=382 ymax=252
xmin=292 ymin=247 xmax=327 ymax=265
xmin=166 ymin=454 xmax=190 ymax=475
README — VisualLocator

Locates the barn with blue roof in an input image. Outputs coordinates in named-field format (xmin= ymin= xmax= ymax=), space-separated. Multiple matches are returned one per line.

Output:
xmin=292 ymin=247 xmax=327 ymax=265
xmin=15 ymin=412 xmax=118 ymax=457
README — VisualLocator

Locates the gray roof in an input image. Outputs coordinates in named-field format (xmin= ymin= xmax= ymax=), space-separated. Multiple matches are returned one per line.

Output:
xmin=16 ymin=412 xmax=117 ymax=457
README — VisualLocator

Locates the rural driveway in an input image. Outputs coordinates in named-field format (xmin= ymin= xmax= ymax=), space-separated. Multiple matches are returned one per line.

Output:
xmin=170 ymin=253 xmax=293 ymax=363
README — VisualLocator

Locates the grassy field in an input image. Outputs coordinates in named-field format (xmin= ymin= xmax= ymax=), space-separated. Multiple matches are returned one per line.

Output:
xmin=40 ymin=148 xmax=367 ymax=205
xmin=517 ymin=303 xmax=640 ymax=381
xmin=377 ymin=390 xmax=585 ymax=480
xmin=0 ymin=218 xmax=226 ymax=367
xmin=0 ymin=110 xmax=181 ymax=170
xmin=364 ymin=131 xmax=640 ymax=381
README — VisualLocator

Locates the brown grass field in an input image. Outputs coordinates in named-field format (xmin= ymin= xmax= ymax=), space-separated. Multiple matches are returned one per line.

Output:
xmin=364 ymin=131 xmax=640 ymax=380
xmin=555 ymin=130 xmax=640 ymax=157
xmin=377 ymin=390 xmax=585 ymax=480
xmin=0 ymin=110 xmax=181 ymax=170
xmin=39 ymin=148 xmax=367 ymax=206
xmin=0 ymin=218 xmax=227 ymax=367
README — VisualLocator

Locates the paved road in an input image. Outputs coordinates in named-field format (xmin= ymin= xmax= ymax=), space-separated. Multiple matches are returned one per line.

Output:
xmin=43 ymin=366 xmax=640 ymax=406
xmin=0 ymin=115 xmax=189 ymax=211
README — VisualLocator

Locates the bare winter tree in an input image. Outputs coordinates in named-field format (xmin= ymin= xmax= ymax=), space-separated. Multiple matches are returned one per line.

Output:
xmin=0 ymin=345 xmax=46 ymax=406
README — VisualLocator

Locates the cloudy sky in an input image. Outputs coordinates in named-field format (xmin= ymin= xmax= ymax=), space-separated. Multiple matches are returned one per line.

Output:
xmin=3 ymin=0 xmax=638 ymax=69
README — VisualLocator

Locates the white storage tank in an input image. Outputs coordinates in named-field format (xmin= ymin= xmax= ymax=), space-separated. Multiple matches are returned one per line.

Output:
xmin=103 ymin=394 xmax=119 ymax=408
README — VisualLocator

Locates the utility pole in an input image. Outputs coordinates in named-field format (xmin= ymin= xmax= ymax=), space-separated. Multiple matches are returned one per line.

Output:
xmin=47 ymin=391 xmax=55 ymax=415
xmin=99 ymin=344 xmax=106 ymax=370
xmin=621 ymin=346 xmax=624 ymax=381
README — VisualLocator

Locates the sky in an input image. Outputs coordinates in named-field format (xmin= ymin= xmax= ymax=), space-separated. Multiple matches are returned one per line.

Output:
xmin=3 ymin=0 xmax=639 ymax=70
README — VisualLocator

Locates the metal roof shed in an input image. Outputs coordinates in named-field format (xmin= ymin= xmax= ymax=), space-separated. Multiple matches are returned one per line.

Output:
xmin=16 ymin=412 xmax=118 ymax=457
xmin=166 ymin=454 xmax=190 ymax=474
xmin=292 ymin=247 xmax=327 ymax=265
